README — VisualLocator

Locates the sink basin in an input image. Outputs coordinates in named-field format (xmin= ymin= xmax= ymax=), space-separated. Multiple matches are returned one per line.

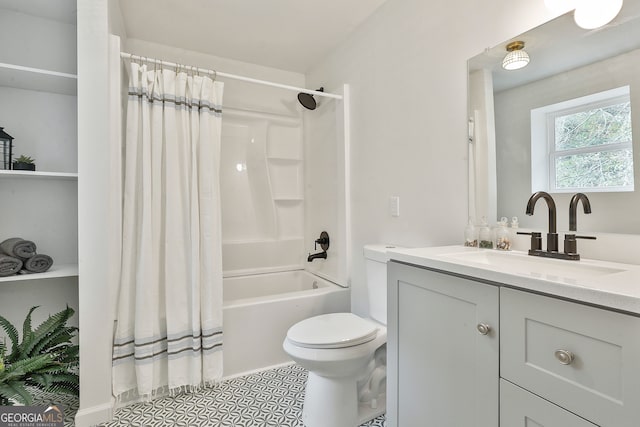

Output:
xmin=441 ymin=250 xmax=626 ymax=282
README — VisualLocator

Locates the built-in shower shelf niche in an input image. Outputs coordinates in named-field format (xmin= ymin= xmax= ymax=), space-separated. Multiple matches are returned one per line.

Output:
xmin=273 ymin=197 xmax=304 ymax=202
xmin=268 ymin=161 xmax=303 ymax=200
xmin=266 ymin=124 xmax=302 ymax=160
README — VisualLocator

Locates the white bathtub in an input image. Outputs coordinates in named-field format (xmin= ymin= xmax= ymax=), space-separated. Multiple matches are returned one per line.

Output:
xmin=222 ymin=269 xmax=350 ymax=377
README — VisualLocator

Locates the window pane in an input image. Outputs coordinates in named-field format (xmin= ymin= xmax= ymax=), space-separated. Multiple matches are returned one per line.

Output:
xmin=555 ymin=148 xmax=634 ymax=189
xmin=555 ymin=102 xmax=631 ymax=151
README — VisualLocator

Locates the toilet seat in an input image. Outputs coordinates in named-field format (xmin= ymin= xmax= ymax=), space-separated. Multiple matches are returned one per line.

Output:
xmin=287 ymin=313 xmax=378 ymax=349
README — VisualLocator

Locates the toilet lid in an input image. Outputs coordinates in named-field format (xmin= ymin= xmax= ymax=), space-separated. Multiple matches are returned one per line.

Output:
xmin=286 ymin=313 xmax=378 ymax=349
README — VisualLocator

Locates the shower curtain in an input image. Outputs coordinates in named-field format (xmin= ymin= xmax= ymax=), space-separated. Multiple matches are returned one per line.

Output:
xmin=112 ymin=62 xmax=225 ymax=399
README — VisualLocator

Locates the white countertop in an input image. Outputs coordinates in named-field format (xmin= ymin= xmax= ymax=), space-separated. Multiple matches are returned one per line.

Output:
xmin=387 ymin=245 xmax=640 ymax=315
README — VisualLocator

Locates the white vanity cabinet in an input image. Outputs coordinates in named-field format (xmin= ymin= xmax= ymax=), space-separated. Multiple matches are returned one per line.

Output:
xmin=388 ymin=258 xmax=640 ymax=427
xmin=387 ymin=261 xmax=499 ymax=427
xmin=501 ymin=287 xmax=640 ymax=427
xmin=500 ymin=379 xmax=597 ymax=426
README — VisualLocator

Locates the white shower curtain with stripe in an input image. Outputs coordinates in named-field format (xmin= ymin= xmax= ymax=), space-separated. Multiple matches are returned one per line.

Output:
xmin=112 ymin=62 xmax=225 ymax=399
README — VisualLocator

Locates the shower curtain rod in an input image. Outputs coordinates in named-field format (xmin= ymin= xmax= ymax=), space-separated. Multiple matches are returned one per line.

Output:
xmin=120 ymin=52 xmax=342 ymax=100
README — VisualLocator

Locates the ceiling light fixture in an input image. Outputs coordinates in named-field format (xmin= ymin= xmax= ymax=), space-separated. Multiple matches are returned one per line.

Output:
xmin=502 ymin=41 xmax=530 ymax=71
xmin=573 ymin=0 xmax=623 ymax=29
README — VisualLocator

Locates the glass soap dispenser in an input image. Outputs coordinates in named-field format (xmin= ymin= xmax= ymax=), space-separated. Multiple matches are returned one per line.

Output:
xmin=464 ymin=217 xmax=478 ymax=247
xmin=478 ymin=217 xmax=493 ymax=249
xmin=495 ymin=217 xmax=511 ymax=250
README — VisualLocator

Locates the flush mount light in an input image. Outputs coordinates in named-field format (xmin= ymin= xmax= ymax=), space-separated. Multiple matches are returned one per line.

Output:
xmin=502 ymin=41 xmax=530 ymax=71
xmin=574 ymin=0 xmax=623 ymax=29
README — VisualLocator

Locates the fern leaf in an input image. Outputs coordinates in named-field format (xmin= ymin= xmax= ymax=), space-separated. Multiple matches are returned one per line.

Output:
xmin=0 ymin=381 xmax=33 ymax=405
xmin=40 ymin=381 xmax=79 ymax=397
xmin=0 ymin=314 xmax=19 ymax=356
xmin=22 ymin=306 xmax=39 ymax=344
xmin=23 ymin=307 xmax=74 ymax=357
xmin=31 ymin=327 xmax=76 ymax=356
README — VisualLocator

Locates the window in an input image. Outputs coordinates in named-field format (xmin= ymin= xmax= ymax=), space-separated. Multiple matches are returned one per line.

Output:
xmin=531 ymin=86 xmax=634 ymax=193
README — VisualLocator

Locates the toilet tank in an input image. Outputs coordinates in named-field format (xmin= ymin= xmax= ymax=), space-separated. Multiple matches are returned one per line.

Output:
xmin=364 ymin=244 xmax=400 ymax=325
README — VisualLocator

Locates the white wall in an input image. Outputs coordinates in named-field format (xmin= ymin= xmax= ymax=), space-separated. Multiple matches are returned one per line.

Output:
xmin=306 ymin=0 xmax=555 ymax=316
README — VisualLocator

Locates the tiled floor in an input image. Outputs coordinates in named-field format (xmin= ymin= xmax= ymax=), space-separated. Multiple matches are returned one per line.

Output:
xmin=95 ymin=364 xmax=386 ymax=427
xmin=31 ymin=389 xmax=79 ymax=427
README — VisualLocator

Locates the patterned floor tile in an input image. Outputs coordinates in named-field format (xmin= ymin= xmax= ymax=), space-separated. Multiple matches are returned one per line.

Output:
xmin=97 ymin=364 xmax=385 ymax=427
xmin=30 ymin=388 xmax=79 ymax=427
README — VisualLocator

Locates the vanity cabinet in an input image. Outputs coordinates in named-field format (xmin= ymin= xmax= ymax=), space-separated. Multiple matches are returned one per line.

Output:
xmin=387 ymin=261 xmax=499 ymax=427
xmin=500 ymin=379 xmax=597 ymax=426
xmin=388 ymin=260 xmax=640 ymax=427
xmin=501 ymin=287 xmax=640 ymax=427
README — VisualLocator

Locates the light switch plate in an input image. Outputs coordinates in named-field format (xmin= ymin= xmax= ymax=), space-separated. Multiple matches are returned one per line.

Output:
xmin=390 ymin=196 xmax=400 ymax=217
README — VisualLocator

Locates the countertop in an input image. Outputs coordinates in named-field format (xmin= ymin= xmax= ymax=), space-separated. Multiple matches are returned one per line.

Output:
xmin=387 ymin=245 xmax=640 ymax=315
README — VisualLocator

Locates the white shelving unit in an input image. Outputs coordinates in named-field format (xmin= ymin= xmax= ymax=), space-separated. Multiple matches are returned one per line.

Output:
xmin=0 ymin=170 xmax=78 ymax=180
xmin=0 ymin=264 xmax=78 ymax=283
xmin=0 ymin=6 xmax=79 ymax=332
xmin=0 ymin=62 xmax=77 ymax=96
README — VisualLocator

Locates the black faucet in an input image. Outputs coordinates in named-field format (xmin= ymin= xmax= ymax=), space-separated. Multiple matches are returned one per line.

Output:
xmin=564 ymin=193 xmax=596 ymax=258
xmin=521 ymin=191 xmax=596 ymax=260
xmin=526 ymin=191 xmax=558 ymax=252
xmin=308 ymin=231 xmax=330 ymax=262
xmin=569 ymin=193 xmax=591 ymax=232
xmin=307 ymin=251 xmax=327 ymax=262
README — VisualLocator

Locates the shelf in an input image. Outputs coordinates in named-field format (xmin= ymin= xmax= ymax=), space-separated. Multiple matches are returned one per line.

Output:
xmin=0 ymin=170 xmax=78 ymax=181
xmin=0 ymin=62 xmax=77 ymax=96
xmin=0 ymin=263 xmax=78 ymax=283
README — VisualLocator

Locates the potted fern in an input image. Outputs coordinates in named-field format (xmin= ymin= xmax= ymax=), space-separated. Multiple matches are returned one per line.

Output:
xmin=0 ymin=306 xmax=79 ymax=406
xmin=12 ymin=155 xmax=36 ymax=171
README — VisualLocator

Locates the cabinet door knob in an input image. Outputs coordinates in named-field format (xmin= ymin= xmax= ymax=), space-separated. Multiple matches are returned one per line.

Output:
xmin=554 ymin=349 xmax=574 ymax=365
xmin=476 ymin=323 xmax=491 ymax=335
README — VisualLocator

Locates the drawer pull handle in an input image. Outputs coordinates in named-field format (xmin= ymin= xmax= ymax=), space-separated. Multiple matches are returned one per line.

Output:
xmin=476 ymin=323 xmax=491 ymax=335
xmin=554 ymin=349 xmax=574 ymax=365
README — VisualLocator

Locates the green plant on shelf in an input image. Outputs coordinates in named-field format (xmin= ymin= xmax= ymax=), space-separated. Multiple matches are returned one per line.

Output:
xmin=13 ymin=155 xmax=35 ymax=164
xmin=0 ymin=306 xmax=79 ymax=406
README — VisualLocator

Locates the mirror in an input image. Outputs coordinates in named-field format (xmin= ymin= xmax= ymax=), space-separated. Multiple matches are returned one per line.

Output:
xmin=468 ymin=4 xmax=640 ymax=234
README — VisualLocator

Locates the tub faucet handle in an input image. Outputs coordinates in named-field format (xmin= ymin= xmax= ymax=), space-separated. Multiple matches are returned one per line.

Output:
xmin=314 ymin=231 xmax=330 ymax=251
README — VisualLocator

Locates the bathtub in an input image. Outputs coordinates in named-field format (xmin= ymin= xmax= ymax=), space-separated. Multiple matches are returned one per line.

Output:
xmin=222 ymin=269 xmax=350 ymax=377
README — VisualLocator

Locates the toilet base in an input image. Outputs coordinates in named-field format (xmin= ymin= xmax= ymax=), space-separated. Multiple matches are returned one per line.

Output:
xmin=301 ymin=372 xmax=386 ymax=427
xmin=302 ymin=372 xmax=358 ymax=427
xmin=357 ymin=394 xmax=386 ymax=425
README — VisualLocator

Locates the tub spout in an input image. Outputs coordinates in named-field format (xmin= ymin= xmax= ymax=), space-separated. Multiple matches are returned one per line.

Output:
xmin=307 ymin=251 xmax=327 ymax=262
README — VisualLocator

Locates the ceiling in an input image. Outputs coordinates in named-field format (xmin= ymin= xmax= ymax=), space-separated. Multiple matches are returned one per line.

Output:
xmin=117 ymin=0 xmax=387 ymax=73
xmin=469 ymin=1 xmax=640 ymax=92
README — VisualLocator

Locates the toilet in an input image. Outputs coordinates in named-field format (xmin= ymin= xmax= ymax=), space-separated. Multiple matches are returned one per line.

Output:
xmin=282 ymin=244 xmax=397 ymax=427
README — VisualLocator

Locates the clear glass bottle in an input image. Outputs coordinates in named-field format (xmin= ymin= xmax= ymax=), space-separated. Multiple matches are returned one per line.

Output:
xmin=464 ymin=217 xmax=478 ymax=247
xmin=478 ymin=217 xmax=493 ymax=249
xmin=495 ymin=217 xmax=511 ymax=250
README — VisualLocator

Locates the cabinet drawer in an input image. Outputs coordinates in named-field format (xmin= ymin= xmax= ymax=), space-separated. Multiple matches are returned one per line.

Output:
xmin=501 ymin=379 xmax=596 ymax=426
xmin=501 ymin=287 xmax=640 ymax=426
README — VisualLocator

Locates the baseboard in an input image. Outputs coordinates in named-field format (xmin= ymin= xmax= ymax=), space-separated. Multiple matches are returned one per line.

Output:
xmin=74 ymin=400 xmax=114 ymax=427
xmin=222 ymin=361 xmax=296 ymax=382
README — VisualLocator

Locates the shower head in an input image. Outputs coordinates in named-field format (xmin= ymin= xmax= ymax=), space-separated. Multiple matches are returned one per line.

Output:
xmin=297 ymin=87 xmax=324 ymax=110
